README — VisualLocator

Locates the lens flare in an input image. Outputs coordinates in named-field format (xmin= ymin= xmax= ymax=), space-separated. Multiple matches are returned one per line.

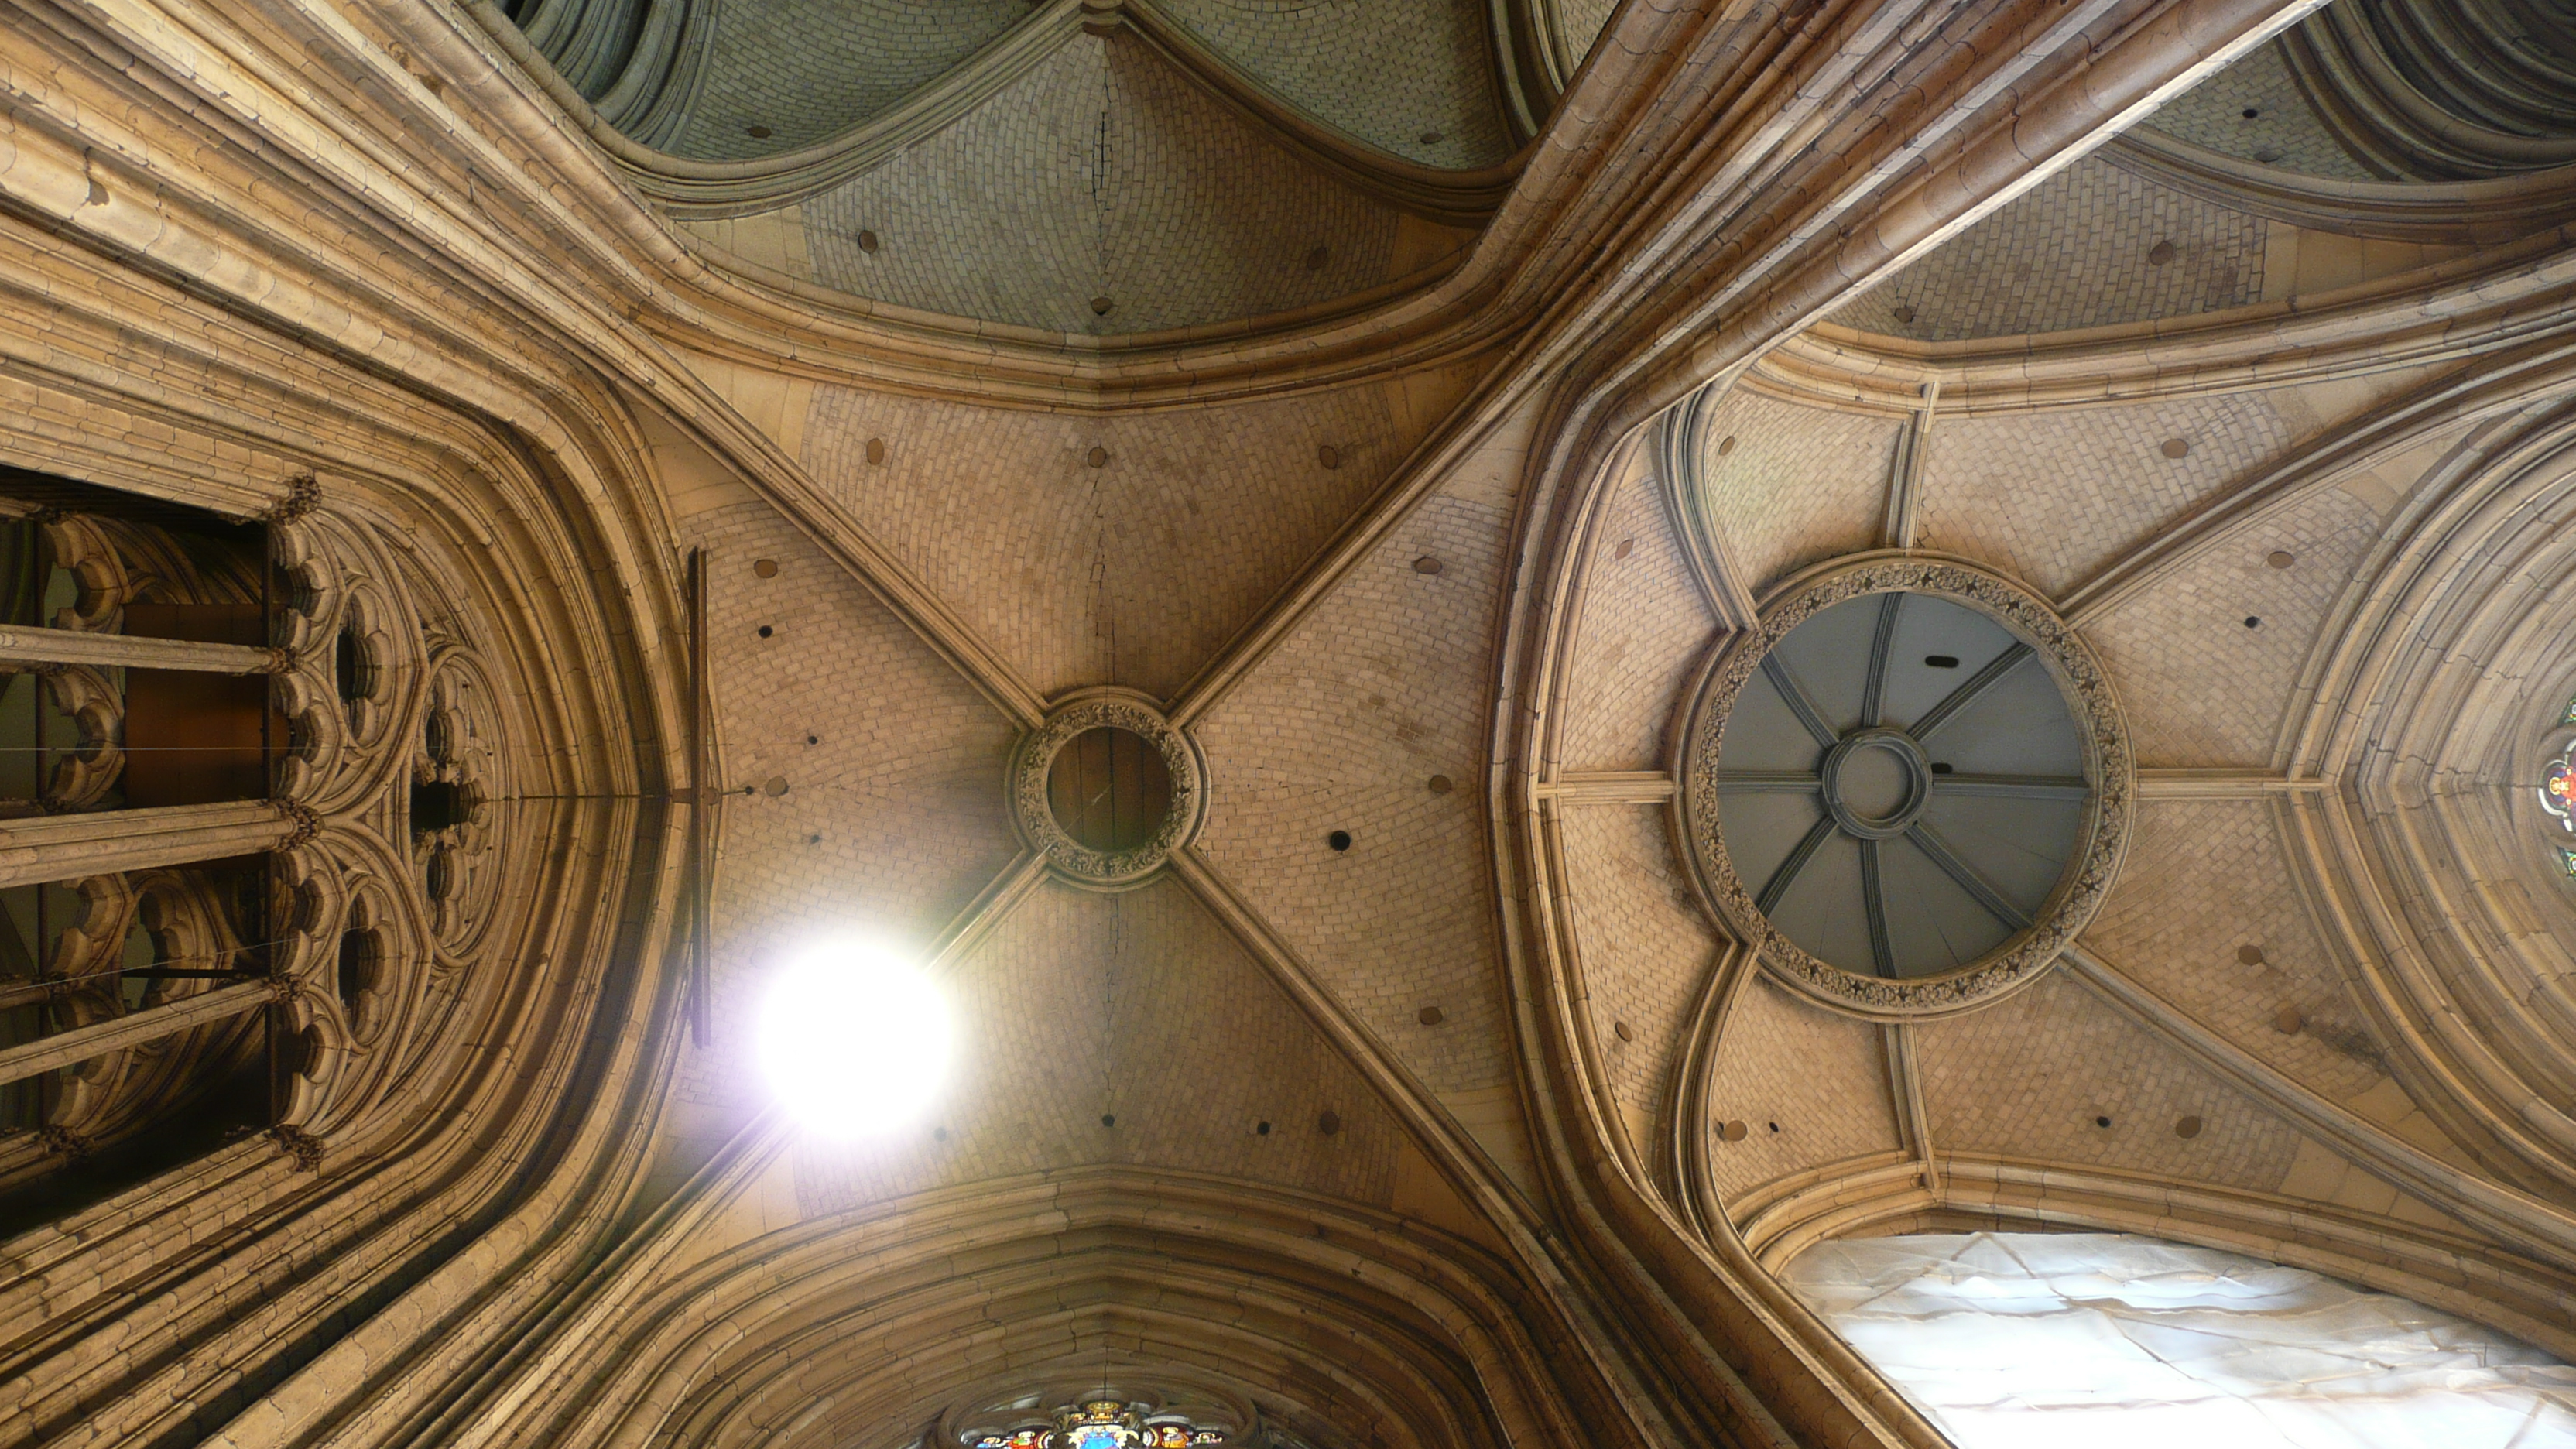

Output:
xmin=755 ymin=939 xmax=951 ymax=1138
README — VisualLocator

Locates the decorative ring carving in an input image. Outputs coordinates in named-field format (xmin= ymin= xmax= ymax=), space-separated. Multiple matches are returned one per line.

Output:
xmin=1009 ymin=690 xmax=1205 ymax=889
xmin=1677 ymin=554 xmax=2133 ymax=1018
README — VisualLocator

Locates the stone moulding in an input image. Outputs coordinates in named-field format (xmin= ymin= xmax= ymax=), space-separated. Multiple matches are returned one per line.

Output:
xmin=1675 ymin=553 xmax=2133 ymax=1019
xmin=468 ymin=0 xmax=1523 ymax=223
xmin=1009 ymin=689 xmax=1206 ymax=889
xmin=2105 ymin=131 xmax=2576 ymax=247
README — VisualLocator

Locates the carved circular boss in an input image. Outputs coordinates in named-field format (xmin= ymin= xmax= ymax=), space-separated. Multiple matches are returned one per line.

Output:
xmin=1678 ymin=556 xmax=2132 ymax=1018
xmin=1010 ymin=690 xmax=1206 ymax=889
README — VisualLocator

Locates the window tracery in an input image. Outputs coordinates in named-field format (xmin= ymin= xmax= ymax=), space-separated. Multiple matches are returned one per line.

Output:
xmin=0 ymin=467 xmax=506 ymax=1208
xmin=2539 ymin=719 xmax=2576 ymax=875
xmin=969 ymin=1402 xmax=1228 ymax=1449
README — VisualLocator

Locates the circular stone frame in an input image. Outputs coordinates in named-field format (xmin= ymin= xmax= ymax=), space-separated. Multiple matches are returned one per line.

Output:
xmin=1011 ymin=690 xmax=1206 ymax=890
xmin=1677 ymin=554 xmax=2133 ymax=1018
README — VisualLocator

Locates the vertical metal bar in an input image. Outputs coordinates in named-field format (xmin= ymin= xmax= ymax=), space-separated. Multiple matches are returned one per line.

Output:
xmin=27 ymin=523 xmax=40 ymax=807
xmin=259 ymin=513 xmax=279 ymax=1128
xmin=26 ymin=522 xmax=50 ymax=1122
xmin=265 ymin=998 xmax=279 ymax=1129
xmin=259 ymin=517 xmax=273 ymax=798
xmin=32 ymin=875 xmax=46 ymax=1122
xmin=687 ymin=547 xmax=712 ymax=1048
xmin=31 ymin=651 xmax=43 ymax=807
xmin=262 ymin=858 xmax=278 ymax=1129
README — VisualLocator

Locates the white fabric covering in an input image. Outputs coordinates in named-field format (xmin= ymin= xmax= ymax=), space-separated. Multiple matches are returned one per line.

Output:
xmin=1783 ymin=1232 xmax=2576 ymax=1448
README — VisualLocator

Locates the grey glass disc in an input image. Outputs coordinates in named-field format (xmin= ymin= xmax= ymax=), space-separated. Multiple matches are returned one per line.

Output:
xmin=1712 ymin=591 xmax=2089 ymax=980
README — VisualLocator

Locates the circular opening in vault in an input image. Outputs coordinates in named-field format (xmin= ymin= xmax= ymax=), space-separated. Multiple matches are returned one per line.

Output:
xmin=1713 ymin=591 xmax=2091 ymax=981
xmin=1046 ymin=726 xmax=1172 ymax=853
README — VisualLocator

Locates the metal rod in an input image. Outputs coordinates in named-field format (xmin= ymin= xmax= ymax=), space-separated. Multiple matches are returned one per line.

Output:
xmin=30 ymin=873 xmax=46 ymax=1129
xmin=687 ymin=546 xmax=713 ymax=1048
xmin=260 ymin=519 xmax=274 ymax=792
xmin=31 ymin=645 xmax=43 ymax=809
xmin=262 ymin=515 xmax=280 ymax=1129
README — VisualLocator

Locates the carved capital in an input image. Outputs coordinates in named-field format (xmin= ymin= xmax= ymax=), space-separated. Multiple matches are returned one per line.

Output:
xmin=269 ymin=1124 xmax=324 ymax=1172
xmin=275 ymin=801 xmax=324 ymax=851
xmin=268 ymin=474 xmax=320 ymax=522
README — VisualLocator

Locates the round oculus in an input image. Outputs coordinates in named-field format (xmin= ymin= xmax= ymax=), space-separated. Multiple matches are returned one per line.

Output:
xmin=1681 ymin=559 xmax=2130 ymax=1016
xmin=1010 ymin=691 xmax=1205 ymax=889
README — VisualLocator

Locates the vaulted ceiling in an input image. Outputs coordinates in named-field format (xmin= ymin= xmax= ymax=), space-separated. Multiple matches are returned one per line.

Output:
xmin=7 ymin=1 xmax=2576 ymax=1447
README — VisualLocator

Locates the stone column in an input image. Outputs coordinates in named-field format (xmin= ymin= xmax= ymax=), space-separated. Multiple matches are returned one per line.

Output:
xmin=0 ymin=800 xmax=301 ymax=889
xmin=0 ymin=624 xmax=277 ymax=674
xmin=0 ymin=979 xmax=273 ymax=1088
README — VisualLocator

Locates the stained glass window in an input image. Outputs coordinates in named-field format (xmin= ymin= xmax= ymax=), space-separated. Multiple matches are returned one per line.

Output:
xmin=971 ymin=1403 xmax=1225 ymax=1449
xmin=2543 ymin=739 xmax=2576 ymax=833
xmin=2561 ymin=694 xmax=2576 ymax=726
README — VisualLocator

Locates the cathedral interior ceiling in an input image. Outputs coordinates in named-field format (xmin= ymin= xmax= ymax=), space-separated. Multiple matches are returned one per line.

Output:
xmin=522 ymin=0 xmax=1522 ymax=173
xmin=12 ymin=0 xmax=2576 ymax=1446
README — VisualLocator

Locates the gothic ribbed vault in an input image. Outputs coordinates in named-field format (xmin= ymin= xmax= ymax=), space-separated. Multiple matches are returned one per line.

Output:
xmin=3 ymin=1 xmax=2576 ymax=1447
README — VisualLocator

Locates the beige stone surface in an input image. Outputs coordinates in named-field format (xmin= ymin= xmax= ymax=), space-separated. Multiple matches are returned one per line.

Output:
xmin=16 ymin=2 xmax=2576 ymax=1445
xmin=792 ymin=33 xmax=1416 ymax=334
xmin=1831 ymin=158 xmax=2268 ymax=340
xmin=2084 ymin=482 xmax=2382 ymax=768
xmin=2257 ymin=226 xmax=2476 ymax=301
xmin=683 ymin=498 xmax=1025 ymax=1108
xmin=1557 ymin=459 xmax=1718 ymax=772
xmin=1918 ymin=392 xmax=2297 ymax=600
xmin=1704 ymin=978 xmax=1904 ymax=1204
xmin=1193 ymin=443 xmax=1529 ymax=1100
xmin=800 ymin=369 xmax=1456 ymax=702
xmin=2139 ymin=39 xmax=2371 ymax=180
xmin=1694 ymin=389 xmax=1899 ymax=601
xmin=668 ymin=0 xmax=1027 ymax=159
xmin=2084 ymin=800 xmax=2393 ymax=1106
xmin=1551 ymin=0 xmax=1619 ymax=74
xmin=1557 ymin=803 xmax=1721 ymax=1132
xmin=791 ymin=876 xmax=1404 ymax=1218
xmin=1162 ymin=0 xmax=1512 ymax=167
xmin=1915 ymin=971 xmax=2306 ymax=1195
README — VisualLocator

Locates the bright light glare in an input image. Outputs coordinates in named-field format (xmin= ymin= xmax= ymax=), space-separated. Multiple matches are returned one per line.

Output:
xmin=755 ymin=939 xmax=951 ymax=1138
